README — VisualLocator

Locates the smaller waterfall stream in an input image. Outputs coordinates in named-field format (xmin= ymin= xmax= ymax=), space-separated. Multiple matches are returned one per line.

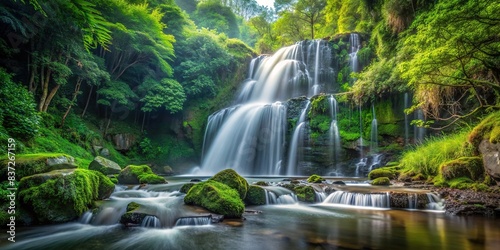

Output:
xmin=370 ymin=105 xmax=378 ymax=154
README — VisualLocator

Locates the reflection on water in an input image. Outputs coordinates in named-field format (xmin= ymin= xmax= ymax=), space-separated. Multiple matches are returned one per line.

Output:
xmin=1 ymin=178 xmax=499 ymax=250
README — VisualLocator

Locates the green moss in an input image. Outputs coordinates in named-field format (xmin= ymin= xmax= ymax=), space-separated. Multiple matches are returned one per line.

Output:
xmin=139 ymin=174 xmax=166 ymax=184
xmin=118 ymin=165 xmax=164 ymax=184
xmin=468 ymin=111 xmax=500 ymax=148
xmin=307 ymin=174 xmax=324 ymax=183
xmin=448 ymin=177 xmax=474 ymax=189
xmin=368 ymin=169 xmax=395 ymax=180
xmin=371 ymin=177 xmax=391 ymax=185
xmin=440 ymin=157 xmax=484 ymax=181
xmin=254 ymin=181 xmax=268 ymax=186
xmin=17 ymin=169 xmax=114 ymax=224
xmin=180 ymin=183 xmax=195 ymax=193
xmin=209 ymin=169 xmax=249 ymax=199
xmin=340 ymin=131 xmax=361 ymax=141
xmin=0 ymin=153 xmax=77 ymax=180
xmin=294 ymin=185 xmax=315 ymax=203
xmin=184 ymin=180 xmax=245 ymax=218
xmin=244 ymin=185 xmax=266 ymax=205
xmin=127 ymin=202 xmax=141 ymax=212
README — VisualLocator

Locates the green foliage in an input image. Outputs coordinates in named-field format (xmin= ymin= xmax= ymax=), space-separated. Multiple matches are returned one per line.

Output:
xmin=140 ymin=78 xmax=186 ymax=114
xmin=184 ymin=180 xmax=245 ymax=218
xmin=371 ymin=177 xmax=391 ymax=185
xmin=399 ymin=131 xmax=473 ymax=178
xmin=209 ymin=169 xmax=249 ymax=199
xmin=244 ymin=185 xmax=266 ymax=205
xmin=192 ymin=1 xmax=240 ymax=38
xmin=0 ymin=68 xmax=40 ymax=141
xmin=307 ymin=174 xmax=324 ymax=183
xmin=368 ymin=169 xmax=395 ymax=180
xmin=18 ymin=169 xmax=114 ymax=223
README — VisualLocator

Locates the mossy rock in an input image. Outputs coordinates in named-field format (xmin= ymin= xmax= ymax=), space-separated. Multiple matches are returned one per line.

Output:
xmin=0 ymin=153 xmax=77 ymax=181
xmin=468 ymin=111 xmax=500 ymax=148
xmin=118 ymin=165 xmax=165 ymax=184
xmin=184 ymin=180 xmax=245 ymax=218
xmin=371 ymin=177 xmax=391 ymax=186
xmin=368 ymin=169 xmax=395 ymax=180
xmin=139 ymin=174 xmax=166 ymax=184
xmin=244 ymin=185 xmax=266 ymax=205
xmin=209 ymin=169 xmax=249 ymax=199
xmin=307 ymin=174 xmax=324 ymax=183
xmin=88 ymin=156 xmax=121 ymax=175
xmin=120 ymin=202 xmax=146 ymax=225
xmin=180 ymin=183 xmax=195 ymax=193
xmin=254 ymin=181 xmax=268 ymax=186
xmin=294 ymin=185 xmax=315 ymax=203
xmin=440 ymin=157 xmax=484 ymax=181
xmin=18 ymin=169 xmax=114 ymax=224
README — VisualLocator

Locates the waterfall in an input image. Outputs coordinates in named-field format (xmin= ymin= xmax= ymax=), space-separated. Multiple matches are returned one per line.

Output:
xmin=414 ymin=109 xmax=426 ymax=144
xmin=349 ymin=33 xmax=361 ymax=73
xmin=175 ymin=216 xmax=212 ymax=226
xmin=404 ymin=93 xmax=410 ymax=146
xmin=358 ymin=104 xmax=364 ymax=159
xmin=200 ymin=40 xmax=334 ymax=175
xmin=370 ymin=105 xmax=378 ymax=154
xmin=263 ymin=186 xmax=298 ymax=204
xmin=329 ymin=95 xmax=341 ymax=165
xmin=79 ymin=211 xmax=93 ymax=224
xmin=315 ymin=191 xmax=327 ymax=202
xmin=141 ymin=216 xmax=162 ymax=228
xmin=286 ymin=100 xmax=310 ymax=175
xmin=323 ymin=191 xmax=390 ymax=208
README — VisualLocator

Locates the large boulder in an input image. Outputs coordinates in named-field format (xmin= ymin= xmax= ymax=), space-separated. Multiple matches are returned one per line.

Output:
xmin=118 ymin=165 xmax=166 ymax=185
xmin=184 ymin=180 xmax=245 ymax=218
xmin=0 ymin=153 xmax=77 ymax=180
xmin=209 ymin=169 xmax=249 ymax=199
xmin=18 ymin=169 xmax=114 ymax=224
xmin=88 ymin=156 xmax=121 ymax=175
xmin=112 ymin=133 xmax=137 ymax=152
xmin=440 ymin=157 xmax=484 ymax=181
xmin=479 ymin=140 xmax=500 ymax=185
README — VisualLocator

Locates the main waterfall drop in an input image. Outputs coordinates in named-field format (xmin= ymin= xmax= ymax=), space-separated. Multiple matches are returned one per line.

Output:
xmin=200 ymin=40 xmax=334 ymax=175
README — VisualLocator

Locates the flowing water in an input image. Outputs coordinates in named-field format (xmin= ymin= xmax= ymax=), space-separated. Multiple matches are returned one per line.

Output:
xmin=2 ymin=177 xmax=499 ymax=250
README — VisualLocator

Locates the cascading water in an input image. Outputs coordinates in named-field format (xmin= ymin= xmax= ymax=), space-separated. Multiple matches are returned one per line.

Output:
xmin=200 ymin=40 xmax=334 ymax=175
xmin=286 ymin=100 xmax=310 ymax=175
xmin=349 ymin=33 xmax=361 ymax=73
xmin=263 ymin=186 xmax=299 ymax=204
xmin=414 ymin=109 xmax=426 ymax=144
xmin=370 ymin=104 xmax=378 ymax=154
xmin=323 ymin=191 xmax=390 ymax=208
xmin=329 ymin=95 xmax=341 ymax=165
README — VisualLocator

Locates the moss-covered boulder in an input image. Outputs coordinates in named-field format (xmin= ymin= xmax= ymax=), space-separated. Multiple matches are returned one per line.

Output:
xmin=184 ymin=180 xmax=245 ymax=218
xmin=180 ymin=183 xmax=195 ymax=193
xmin=120 ymin=202 xmax=147 ymax=226
xmin=18 ymin=169 xmax=114 ymax=224
xmin=294 ymin=185 xmax=315 ymax=203
xmin=368 ymin=169 xmax=395 ymax=180
xmin=307 ymin=174 xmax=324 ymax=183
xmin=89 ymin=156 xmax=121 ymax=175
xmin=118 ymin=165 xmax=166 ymax=184
xmin=440 ymin=157 xmax=484 ymax=181
xmin=209 ymin=169 xmax=249 ymax=199
xmin=0 ymin=153 xmax=77 ymax=180
xmin=371 ymin=177 xmax=391 ymax=186
xmin=244 ymin=185 xmax=267 ymax=205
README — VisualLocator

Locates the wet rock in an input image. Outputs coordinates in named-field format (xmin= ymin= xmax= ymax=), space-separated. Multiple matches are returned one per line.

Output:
xmin=0 ymin=153 xmax=77 ymax=180
xmin=120 ymin=202 xmax=147 ymax=226
xmin=331 ymin=181 xmax=346 ymax=185
xmin=89 ymin=156 xmax=121 ymax=175
xmin=434 ymin=187 xmax=500 ymax=216
xmin=112 ymin=133 xmax=137 ymax=152
xmin=190 ymin=179 xmax=202 ymax=182
xmin=479 ymin=140 xmax=500 ymax=185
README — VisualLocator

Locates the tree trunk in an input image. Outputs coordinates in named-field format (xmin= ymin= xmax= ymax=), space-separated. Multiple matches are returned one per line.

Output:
xmin=81 ymin=85 xmax=94 ymax=118
xmin=42 ymin=84 xmax=60 ymax=112
xmin=61 ymin=78 xmax=82 ymax=127
xmin=38 ymin=66 xmax=51 ymax=112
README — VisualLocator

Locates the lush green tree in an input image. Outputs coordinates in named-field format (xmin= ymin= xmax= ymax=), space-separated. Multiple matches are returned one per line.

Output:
xmin=0 ymin=68 xmax=40 ymax=141
xmin=192 ymin=1 xmax=240 ymax=38
xmin=295 ymin=0 xmax=326 ymax=39
xmin=397 ymin=0 xmax=500 ymax=128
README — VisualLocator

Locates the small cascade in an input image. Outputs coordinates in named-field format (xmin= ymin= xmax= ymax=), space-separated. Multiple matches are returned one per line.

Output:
xmin=370 ymin=104 xmax=378 ymax=154
xmin=404 ymin=93 xmax=410 ymax=146
xmin=414 ymin=109 xmax=426 ymax=144
xmin=408 ymin=193 xmax=418 ymax=209
xmin=315 ymin=191 xmax=327 ymax=202
xmin=201 ymin=106 xmax=239 ymax=158
xmin=368 ymin=154 xmax=383 ymax=172
xmin=141 ymin=216 xmax=161 ymax=228
xmin=263 ymin=186 xmax=299 ymax=204
xmin=358 ymin=104 xmax=364 ymax=159
xmin=355 ymin=158 xmax=367 ymax=177
xmin=323 ymin=191 xmax=390 ymax=208
xmin=426 ymin=193 xmax=445 ymax=210
xmin=329 ymin=95 xmax=341 ymax=165
xmin=287 ymin=100 xmax=310 ymax=175
xmin=349 ymin=33 xmax=361 ymax=73
xmin=79 ymin=211 xmax=93 ymax=224
xmin=175 ymin=216 xmax=211 ymax=227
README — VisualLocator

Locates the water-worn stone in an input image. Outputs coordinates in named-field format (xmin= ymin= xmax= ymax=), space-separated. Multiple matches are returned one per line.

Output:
xmin=89 ymin=156 xmax=121 ymax=175
xmin=479 ymin=140 xmax=500 ymax=185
